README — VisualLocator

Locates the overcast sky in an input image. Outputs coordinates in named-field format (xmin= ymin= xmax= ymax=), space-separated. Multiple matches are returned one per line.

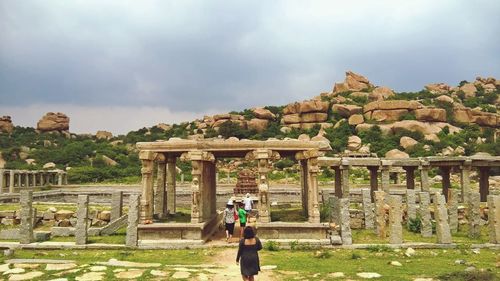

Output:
xmin=1 ymin=0 xmax=499 ymax=134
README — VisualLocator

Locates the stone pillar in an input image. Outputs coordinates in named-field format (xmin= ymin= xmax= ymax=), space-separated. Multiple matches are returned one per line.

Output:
xmin=368 ymin=166 xmax=378 ymax=202
xmin=180 ymin=173 xmax=184 ymax=184
xmin=247 ymin=149 xmax=280 ymax=223
xmin=447 ymin=189 xmax=459 ymax=234
xmin=361 ymin=188 xmax=374 ymax=229
xmin=19 ymin=190 xmax=34 ymax=244
xmin=406 ymin=189 xmax=417 ymax=222
xmin=440 ymin=167 xmax=451 ymax=202
xmin=380 ymin=165 xmax=391 ymax=193
xmin=57 ymin=172 xmax=63 ymax=186
xmin=487 ymin=195 xmax=500 ymax=244
xmin=394 ymin=172 xmax=401 ymax=185
xmin=460 ymin=163 xmax=471 ymax=202
xmin=180 ymin=151 xmax=216 ymax=223
xmin=154 ymin=157 xmax=166 ymax=219
xmin=9 ymin=170 xmax=15 ymax=193
xmin=468 ymin=191 xmax=481 ymax=239
xmin=139 ymin=150 xmax=155 ymax=223
xmin=126 ymin=194 xmax=140 ymax=247
xmin=166 ymin=156 xmax=177 ymax=215
xmin=75 ymin=195 xmax=89 ymax=245
xmin=340 ymin=161 xmax=350 ymax=199
xmin=40 ymin=172 xmax=45 ymax=186
xmin=333 ymin=167 xmax=342 ymax=198
xmin=23 ymin=172 xmax=29 ymax=188
xmin=339 ymin=198 xmax=352 ymax=245
xmin=111 ymin=191 xmax=123 ymax=222
xmin=419 ymin=165 xmax=430 ymax=192
xmin=300 ymin=160 xmax=309 ymax=216
xmin=404 ymin=167 xmax=415 ymax=190
xmin=17 ymin=171 xmax=22 ymax=188
xmin=479 ymin=167 xmax=490 ymax=202
xmin=433 ymin=193 xmax=452 ymax=244
xmin=389 ymin=195 xmax=403 ymax=244
xmin=296 ymin=150 xmax=320 ymax=223
xmin=374 ymin=191 xmax=387 ymax=238
xmin=329 ymin=196 xmax=340 ymax=226
xmin=0 ymin=169 xmax=4 ymax=193
xmin=418 ymin=192 xmax=432 ymax=238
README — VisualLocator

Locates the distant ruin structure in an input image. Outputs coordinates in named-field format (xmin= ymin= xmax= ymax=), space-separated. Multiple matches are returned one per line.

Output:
xmin=234 ymin=169 xmax=258 ymax=195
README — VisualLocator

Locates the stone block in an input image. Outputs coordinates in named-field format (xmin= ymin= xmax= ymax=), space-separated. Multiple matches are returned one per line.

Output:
xmin=487 ymin=195 xmax=500 ymax=244
xmin=468 ymin=192 xmax=481 ymax=239
xmin=447 ymin=189 xmax=459 ymax=233
xmin=339 ymin=198 xmax=352 ymax=245
xmin=111 ymin=191 xmax=123 ymax=222
xmin=433 ymin=193 xmax=452 ymax=244
xmin=389 ymin=195 xmax=403 ymax=244
xmin=97 ymin=211 xmax=111 ymax=221
xmin=126 ymin=194 xmax=140 ymax=247
xmin=19 ymin=190 xmax=34 ymax=244
xmin=54 ymin=210 xmax=74 ymax=221
xmin=418 ymin=192 xmax=432 ymax=238
xmin=34 ymin=231 xmax=51 ymax=242
xmin=0 ymin=229 xmax=20 ymax=240
xmin=361 ymin=189 xmax=374 ymax=229
xmin=75 ymin=195 xmax=89 ymax=245
xmin=51 ymin=227 xmax=75 ymax=237
xmin=406 ymin=189 xmax=417 ymax=222
xmin=0 ymin=211 xmax=16 ymax=218
xmin=374 ymin=191 xmax=387 ymax=238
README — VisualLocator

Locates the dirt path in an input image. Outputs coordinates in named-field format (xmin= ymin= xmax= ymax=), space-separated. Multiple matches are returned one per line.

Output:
xmin=208 ymin=248 xmax=276 ymax=281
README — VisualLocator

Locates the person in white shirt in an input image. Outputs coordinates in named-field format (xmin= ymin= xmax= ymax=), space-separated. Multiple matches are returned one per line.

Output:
xmin=243 ymin=193 xmax=253 ymax=218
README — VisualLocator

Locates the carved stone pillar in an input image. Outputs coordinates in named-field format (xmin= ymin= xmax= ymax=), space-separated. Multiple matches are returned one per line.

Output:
xmin=0 ymin=169 xmax=4 ymax=193
xmin=460 ymin=161 xmax=471 ymax=202
xmin=333 ymin=167 xmax=342 ymax=198
xmin=296 ymin=149 xmax=320 ymax=223
xmin=404 ymin=166 xmax=416 ymax=190
xmin=440 ymin=166 xmax=451 ymax=202
xmin=479 ymin=167 xmax=490 ymax=202
xmin=139 ymin=150 xmax=155 ymax=223
xmin=154 ymin=154 xmax=166 ymax=219
xmin=419 ymin=164 xmax=430 ymax=192
xmin=166 ymin=155 xmax=177 ymax=215
xmin=300 ymin=160 xmax=308 ymax=216
xmin=340 ymin=159 xmax=350 ymax=199
xmin=368 ymin=166 xmax=378 ymax=202
xmin=9 ymin=170 xmax=15 ymax=193
xmin=247 ymin=149 xmax=280 ymax=223
xmin=180 ymin=151 xmax=215 ymax=223
xmin=380 ymin=164 xmax=391 ymax=193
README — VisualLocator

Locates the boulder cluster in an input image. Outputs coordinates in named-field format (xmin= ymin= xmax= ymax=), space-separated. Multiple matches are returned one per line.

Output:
xmin=193 ymin=107 xmax=276 ymax=133
xmin=0 ymin=116 xmax=14 ymax=134
xmin=37 ymin=112 xmax=70 ymax=132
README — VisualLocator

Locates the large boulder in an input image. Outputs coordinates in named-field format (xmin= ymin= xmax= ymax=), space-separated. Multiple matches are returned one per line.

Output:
xmin=283 ymin=103 xmax=301 ymax=115
xmin=347 ymin=136 xmax=362 ymax=151
xmin=96 ymin=130 xmax=113 ymax=140
xmin=385 ymin=149 xmax=409 ymax=159
xmin=37 ymin=112 xmax=70 ymax=132
xmin=252 ymin=108 xmax=276 ymax=120
xmin=355 ymin=123 xmax=393 ymax=135
xmin=301 ymin=113 xmax=328 ymax=123
xmin=348 ymin=114 xmax=364 ymax=125
xmin=282 ymin=114 xmax=301 ymax=124
xmin=400 ymin=136 xmax=418 ymax=150
xmin=332 ymin=104 xmax=363 ymax=117
xmin=435 ymin=95 xmax=454 ymax=104
xmin=43 ymin=162 xmax=56 ymax=169
xmin=247 ymin=119 xmax=269 ymax=132
xmin=345 ymin=71 xmax=371 ymax=91
xmin=298 ymin=100 xmax=329 ymax=113
xmin=157 ymin=123 xmax=172 ymax=131
xmin=0 ymin=116 xmax=14 ymax=134
xmin=102 ymin=155 xmax=118 ymax=166
xmin=391 ymin=120 xmax=461 ymax=135
xmin=459 ymin=83 xmax=477 ymax=98
xmin=414 ymin=108 xmax=447 ymax=122
xmin=425 ymin=83 xmax=450 ymax=94
xmin=366 ymin=109 xmax=409 ymax=121
xmin=363 ymin=100 xmax=423 ymax=113
xmin=453 ymin=106 xmax=474 ymax=123
xmin=332 ymin=82 xmax=350 ymax=94
xmin=369 ymin=86 xmax=395 ymax=101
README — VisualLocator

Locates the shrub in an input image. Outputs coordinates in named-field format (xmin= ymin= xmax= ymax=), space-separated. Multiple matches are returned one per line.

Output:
xmin=407 ymin=216 xmax=422 ymax=233
xmin=366 ymin=245 xmax=392 ymax=252
xmin=264 ymin=241 xmax=279 ymax=251
xmin=351 ymin=252 xmax=362 ymax=259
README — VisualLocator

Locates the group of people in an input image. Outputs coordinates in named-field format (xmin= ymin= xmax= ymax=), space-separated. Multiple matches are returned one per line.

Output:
xmin=223 ymin=193 xmax=262 ymax=281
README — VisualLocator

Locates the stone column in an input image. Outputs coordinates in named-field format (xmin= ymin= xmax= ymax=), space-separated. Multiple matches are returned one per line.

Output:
xmin=166 ymin=155 xmax=177 ymax=215
xmin=447 ymin=189 xmax=459 ymax=233
xmin=433 ymin=193 xmax=452 ymax=244
xmin=404 ymin=167 xmax=415 ymax=190
xmin=339 ymin=198 xmax=352 ymax=245
xmin=19 ymin=190 xmax=34 ymax=244
xmin=374 ymin=191 xmax=387 ymax=238
xmin=419 ymin=165 xmax=430 ymax=192
xmin=0 ymin=169 xmax=4 ymax=193
xmin=40 ymin=172 xmax=45 ymax=186
xmin=139 ymin=150 xmax=155 ymax=223
xmin=460 ymin=162 xmax=471 ymax=202
xmin=296 ymin=150 xmax=320 ymax=223
xmin=111 ymin=191 xmax=123 ymax=222
xmin=64 ymin=172 xmax=68 ymax=185
xmin=479 ymin=167 xmax=490 ymax=202
xmin=247 ymin=149 xmax=280 ymax=223
xmin=126 ymin=194 xmax=140 ymax=247
xmin=17 ymin=171 xmax=22 ymax=188
xmin=333 ymin=167 xmax=342 ymax=198
xmin=394 ymin=172 xmax=401 ymax=185
xmin=389 ymin=195 xmax=403 ymax=244
xmin=440 ymin=167 xmax=451 ymax=202
xmin=23 ymin=172 xmax=28 ymax=188
xmin=368 ymin=166 xmax=378 ymax=202
xmin=340 ymin=161 xmax=350 ymax=199
xmin=9 ymin=170 xmax=15 ymax=193
xmin=468 ymin=192 xmax=481 ymax=238
xmin=76 ymin=195 xmax=89 ymax=245
xmin=487 ymin=195 xmax=500 ymax=244
xmin=154 ymin=156 xmax=166 ymax=219
xmin=57 ymin=172 xmax=63 ymax=186
xmin=406 ymin=189 xmax=417 ymax=222
xmin=418 ymin=192 xmax=432 ymax=238
xmin=181 ymin=151 xmax=216 ymax=223
xmin=300 ymin=160 xmax=309 ymax=216
xmin=361 ymin=188 xmax=374 ymax=229
xmin=329 ymin=196 xmax=340 ymax=226
xmin=380 ymin=165 xmax=391 ymax=193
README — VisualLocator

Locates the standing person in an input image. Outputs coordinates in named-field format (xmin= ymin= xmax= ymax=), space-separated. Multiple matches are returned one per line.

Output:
xmin=243 ymin=193 xmax=253 ymax=218
xmin=223 ymin=200 xmax=237 ymax=242
xmin=237 ymin=203 xmax=247 ymax=238
xmin=236 ymin=226 xmax=262 ymax=281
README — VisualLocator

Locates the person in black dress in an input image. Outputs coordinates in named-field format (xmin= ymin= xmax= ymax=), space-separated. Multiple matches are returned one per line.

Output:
xmin=236 ymin=226 xmax=262 ymax=281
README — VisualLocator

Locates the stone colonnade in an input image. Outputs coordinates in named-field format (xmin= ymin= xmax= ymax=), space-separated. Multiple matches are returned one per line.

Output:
xmin=0 ymin=169 xmax=68 ymax=193
xmin=319 ymin=156 xmax=500 ymax=202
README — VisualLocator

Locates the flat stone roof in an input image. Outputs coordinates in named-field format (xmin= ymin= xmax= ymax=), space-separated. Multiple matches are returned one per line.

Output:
xmin=137 ymin=138 xmax=331 ymax=158
xmin=319 ymin=156 xmax=500 ymax=167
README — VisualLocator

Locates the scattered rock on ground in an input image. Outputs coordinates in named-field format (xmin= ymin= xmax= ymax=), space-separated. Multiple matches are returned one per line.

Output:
xmin=261 ymin=265 xmax=277 ymax=270
xmin=390 ymin=261 xmax=402 ymax=266
xmin=150 ymin=270 xmax=168 ymax=277
xmin=46 ymin=263 xmax=77 ymax=271
xmin=8 ymin=271 xmax=44 ymax=281
xmin=114 ymin=269 xmax=144 ymax=279
xmin=172 ymin=271 xmax=191 ymax=279
xmin=328 ymin=272 xmax=345 ymax=278
xmin=357 ymin=272 xmax=382 ymax=279
xmin=89 ymin=266 xmax=107 ymax=272
xmin=75 ymin=271 xmax=105 ymax=281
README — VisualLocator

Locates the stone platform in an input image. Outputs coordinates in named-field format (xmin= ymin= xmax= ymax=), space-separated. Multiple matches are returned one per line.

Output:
xmin=255 ymin=222 xmax=331 ymax=240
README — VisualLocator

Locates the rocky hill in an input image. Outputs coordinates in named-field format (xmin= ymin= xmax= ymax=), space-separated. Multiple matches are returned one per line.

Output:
xmin=0 ymin=71 xmax=498 ymax=183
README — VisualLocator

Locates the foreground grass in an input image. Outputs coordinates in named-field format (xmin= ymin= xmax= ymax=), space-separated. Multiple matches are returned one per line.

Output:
xmin=263 ymin=248 xmax=499 ymax=281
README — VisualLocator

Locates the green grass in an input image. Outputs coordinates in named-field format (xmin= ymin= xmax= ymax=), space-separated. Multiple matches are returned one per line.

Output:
xmin=263 ymin=248 xmax=499 ymax=281
xmin=49 ymin=227 xmax=127 ymax=244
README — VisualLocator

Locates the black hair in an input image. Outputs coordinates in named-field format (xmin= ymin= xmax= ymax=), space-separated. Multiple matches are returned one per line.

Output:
xmin=226 ymin=204 xmax=234 ymax=209
xmin=244 ymin=226 xmax=255 ymax=239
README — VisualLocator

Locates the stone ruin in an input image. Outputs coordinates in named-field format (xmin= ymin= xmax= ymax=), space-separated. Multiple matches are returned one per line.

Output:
xmin=233 ymin=168 xmax=258 ymax=195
